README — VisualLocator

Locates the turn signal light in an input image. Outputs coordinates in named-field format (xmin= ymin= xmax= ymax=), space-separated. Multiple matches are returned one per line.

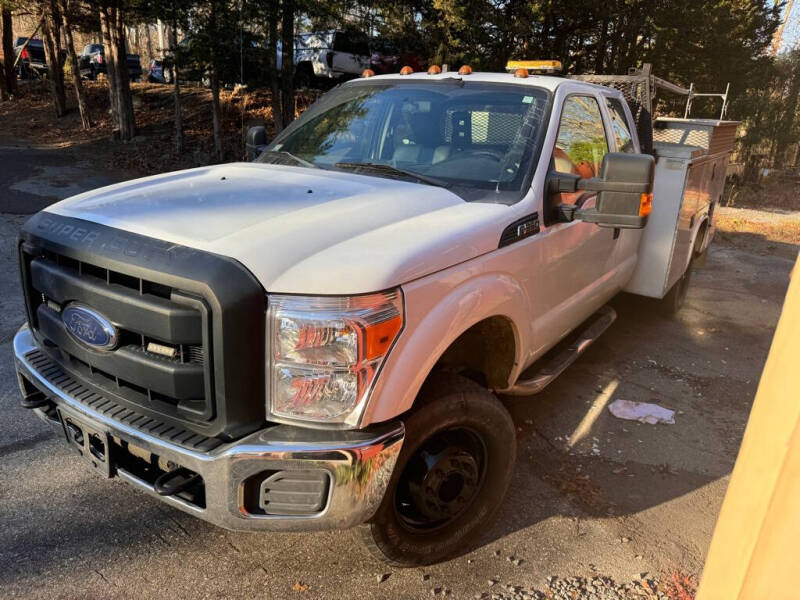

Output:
xmin=361 ymin=69 xmax=375 ymax=78
xmin=458 ymin=65 xmax=473 ymax=75
xmin=427 ymin=65 xmax=441 ymax=75
xmin=399 ymin=66 xmax=413 ymax=75
xmin=639 ymin=193 xmax=653 ymax=217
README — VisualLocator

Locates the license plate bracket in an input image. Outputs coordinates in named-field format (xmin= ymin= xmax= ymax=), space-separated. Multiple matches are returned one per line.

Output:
xmin=57 ymin=408 xmax=114 ymax=478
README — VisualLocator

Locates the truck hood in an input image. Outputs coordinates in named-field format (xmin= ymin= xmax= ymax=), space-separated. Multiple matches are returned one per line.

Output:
xmin=46 ymin=163 xmax=511 ymax=294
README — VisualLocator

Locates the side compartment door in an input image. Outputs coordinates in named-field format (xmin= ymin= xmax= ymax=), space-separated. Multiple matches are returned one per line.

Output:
xmin=536 ymin=94 xmax=619 ymax=344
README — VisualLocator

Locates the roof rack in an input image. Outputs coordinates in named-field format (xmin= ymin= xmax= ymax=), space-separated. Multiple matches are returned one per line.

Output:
xmin=568 ymin=63 xmax=731 ymax=154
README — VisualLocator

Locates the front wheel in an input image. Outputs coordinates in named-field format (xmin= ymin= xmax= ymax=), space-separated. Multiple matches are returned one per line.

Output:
xmin=358 ymin=374 xmax=516 ymax=566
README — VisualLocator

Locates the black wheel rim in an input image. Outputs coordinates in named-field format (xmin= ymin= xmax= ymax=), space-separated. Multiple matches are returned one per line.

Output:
xmin=394 ymin=427 xmax=487 ymax=533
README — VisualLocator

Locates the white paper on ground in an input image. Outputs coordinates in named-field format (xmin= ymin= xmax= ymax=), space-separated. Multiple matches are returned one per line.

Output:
xmin=608 ymin=399 xmax=676 ymax=425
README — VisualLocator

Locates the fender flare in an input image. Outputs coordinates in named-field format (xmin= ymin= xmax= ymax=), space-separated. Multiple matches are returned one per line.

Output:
xmin=360 ymin=272 xmax=531 ymax=426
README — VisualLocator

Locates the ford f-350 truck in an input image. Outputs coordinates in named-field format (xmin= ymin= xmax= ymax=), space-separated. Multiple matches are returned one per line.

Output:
xmin=13 ymin=63 xmax=732 ymax=566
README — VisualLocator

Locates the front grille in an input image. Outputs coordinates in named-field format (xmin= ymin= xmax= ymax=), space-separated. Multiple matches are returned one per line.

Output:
xmin=21 ymin=247 xmax=214 ymax=424
xmin=19 ymin=212 xmax=267 ymax=440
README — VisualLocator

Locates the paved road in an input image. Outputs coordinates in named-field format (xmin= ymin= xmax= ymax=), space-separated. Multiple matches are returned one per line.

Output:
xmin=0 ymin=141 xmax=115 ymax=214
xmin=0 ymin=143 xmax=795 ymax=599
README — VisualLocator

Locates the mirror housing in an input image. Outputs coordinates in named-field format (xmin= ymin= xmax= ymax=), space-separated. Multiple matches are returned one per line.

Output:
xmin=549 ymin=152 xmax=655 ymax=229
xmin=245 ymin=126 xmax=267 ymax=161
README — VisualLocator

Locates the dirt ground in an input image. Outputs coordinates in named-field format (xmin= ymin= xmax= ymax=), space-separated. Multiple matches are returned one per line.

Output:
xmin=0 ymin=117 xmax=797 ymax=598
xmin=0 ymin=79 xmax=321 ymax=178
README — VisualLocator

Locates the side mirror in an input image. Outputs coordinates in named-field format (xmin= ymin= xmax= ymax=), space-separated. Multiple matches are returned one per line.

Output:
xmin=246 ymin=126 xmax=267 ymax=161
xmin=549 ymin=152 xmax=655 ymax=229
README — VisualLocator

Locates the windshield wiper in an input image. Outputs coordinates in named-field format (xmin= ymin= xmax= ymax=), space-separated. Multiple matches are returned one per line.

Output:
xmin=260 ymin=150 xmax=317 ymax=169
xmin=334 ymin=162 xmax=451 ymax=189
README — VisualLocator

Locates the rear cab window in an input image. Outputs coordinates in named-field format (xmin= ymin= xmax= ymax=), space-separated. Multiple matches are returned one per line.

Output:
xmin=606 ymin=97 xmax=636 ymax=153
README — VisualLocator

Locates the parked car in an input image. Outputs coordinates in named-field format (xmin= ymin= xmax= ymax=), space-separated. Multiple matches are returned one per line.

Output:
xmin=13 ymin=64 xmax=732 ymax=566
xmin=293 ymin=29 xmax=370 ymax=86
xmin=369 ymin=39 xmax=424 ymax=74
xmin=78 ymin=44 xmax=142 ymax=82
xmin=14 ymin=37 xmax=49 ymax=79
xmin=152 ymin=35 xmax=267 ymax=87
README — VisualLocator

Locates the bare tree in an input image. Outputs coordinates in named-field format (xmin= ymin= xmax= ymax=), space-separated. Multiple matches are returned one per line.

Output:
xmin=99 ymin=1 xmax=135 ymax=140
xmin=1 ymin=6 xmax=16 ymax=97
xmin=169 ymin=19 xmax=182 ymax=154
xmin=279 ymin=0 xmax=295 ymax=128
xmin=41 ymin=0 xmax=66 ymax=117
xmin=60 ymin=0 xmax=90 ymax=128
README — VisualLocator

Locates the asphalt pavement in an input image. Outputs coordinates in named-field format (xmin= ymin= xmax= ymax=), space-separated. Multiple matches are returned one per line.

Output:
xmin=0 ymin=141 xmax=795 ymax=599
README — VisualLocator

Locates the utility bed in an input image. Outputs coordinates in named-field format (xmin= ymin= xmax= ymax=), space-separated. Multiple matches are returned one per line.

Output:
xmin=624 ymin=118 xmax=738 ymax=298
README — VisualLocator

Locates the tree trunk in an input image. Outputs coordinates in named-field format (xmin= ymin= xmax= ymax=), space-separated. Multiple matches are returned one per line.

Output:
xmin=279 ymin=0 xmax=295 ymax=128
xmin=170 ymin=19 xmax=182 ymax=155
xmin=61 ymin=0 xmax=91 ymax=129
xmin=1 ymin=8 xmax=16 ymax=97
xmin=210 ymin=65 xmax=222 ymax=161
xmin=267 ymin=0 xmax=283 ymax=132
xmin=99 ymin=7 xmax=119 ymax=130
xmin=102 ymin=2 xmax=135 ymax=140
xmin=41 ymin=0 xmax=67 ymax=117
xmin=209 ymin=0 xmax=223 ymax=162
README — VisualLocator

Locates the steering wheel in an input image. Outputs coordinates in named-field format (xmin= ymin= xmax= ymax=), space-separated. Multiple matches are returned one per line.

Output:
xmin=438 ymin=148 xmax=505 ymax=164
xmin=461 ymin=148 xmax=505 ymax=161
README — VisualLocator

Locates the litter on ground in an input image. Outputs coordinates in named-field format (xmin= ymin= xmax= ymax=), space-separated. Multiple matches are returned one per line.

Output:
xmin=608 ymin=400 xmax=676 ymax=425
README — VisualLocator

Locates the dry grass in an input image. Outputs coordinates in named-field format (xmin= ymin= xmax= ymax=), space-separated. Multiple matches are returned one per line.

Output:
xmin=715 ymin=214 xmax=800 ymax=246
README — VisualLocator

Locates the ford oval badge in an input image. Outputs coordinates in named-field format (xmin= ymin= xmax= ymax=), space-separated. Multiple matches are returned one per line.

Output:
xmin=62 ymin=304 xmax=118 ymax=350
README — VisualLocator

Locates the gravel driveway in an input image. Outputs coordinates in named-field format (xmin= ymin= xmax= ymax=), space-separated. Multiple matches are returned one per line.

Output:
xmin=0 ymin=142 xmax=795 ymax=599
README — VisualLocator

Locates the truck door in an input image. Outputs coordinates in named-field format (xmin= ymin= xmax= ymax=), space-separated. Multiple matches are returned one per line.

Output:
xmin=537 ymin=93 xmax=620 ymax=343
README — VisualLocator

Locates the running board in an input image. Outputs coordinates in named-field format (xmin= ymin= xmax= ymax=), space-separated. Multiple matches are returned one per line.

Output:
xmin=504 ymin=305 xmax=617 ymax=396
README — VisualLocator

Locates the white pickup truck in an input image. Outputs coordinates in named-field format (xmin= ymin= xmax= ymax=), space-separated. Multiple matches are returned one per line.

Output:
xmin=13 ymin=65 xmax=730 ymax=566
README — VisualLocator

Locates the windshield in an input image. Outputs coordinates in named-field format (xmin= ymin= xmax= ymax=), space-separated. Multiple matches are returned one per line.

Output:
xmin=260 ymin=81 xmax=550 ymax=202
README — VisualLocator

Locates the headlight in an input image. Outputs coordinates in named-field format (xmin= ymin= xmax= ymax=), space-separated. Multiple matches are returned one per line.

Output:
xmin=267 ymin=290 xmax=403 ymax=426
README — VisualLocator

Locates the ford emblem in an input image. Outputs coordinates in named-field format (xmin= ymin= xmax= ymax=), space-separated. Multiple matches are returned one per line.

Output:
xmin=62 ymin=304 xmax=118 ymax=350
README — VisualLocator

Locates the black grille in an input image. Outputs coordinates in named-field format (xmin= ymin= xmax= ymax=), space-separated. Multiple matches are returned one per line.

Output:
xmin=19 ymin=212 xmax=267 ymax=440
xmin=21 ymin=247 xmax=214 ymax=424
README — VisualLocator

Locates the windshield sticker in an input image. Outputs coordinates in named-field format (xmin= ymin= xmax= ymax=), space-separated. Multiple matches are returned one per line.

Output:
xmin=522 ymin=96 xmax=534 ymax=104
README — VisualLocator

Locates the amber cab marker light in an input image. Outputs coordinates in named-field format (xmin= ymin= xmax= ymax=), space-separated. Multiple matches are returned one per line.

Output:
xmin=458 ymin=65 xmax=473 ymax=75
xmin=399 ymin=66 xmax=414 ymax=75
xmin=639 ymin=193 xmax=653 ymax=217
xmin=427 ymin=65 xmax=442 ymax=75
xmin=514 ymin=68 xmax=529 ymax=78
xmin=361 ymin=69 xmax=375 ymax=78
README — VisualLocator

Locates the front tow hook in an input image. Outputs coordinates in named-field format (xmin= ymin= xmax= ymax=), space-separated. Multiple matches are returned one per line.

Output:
xmin=154 ymin=467 xmax=202 ymax=497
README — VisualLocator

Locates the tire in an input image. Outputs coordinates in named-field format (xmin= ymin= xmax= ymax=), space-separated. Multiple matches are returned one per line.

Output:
xmin=294 ymin=63 xmax=315 ymax=89
xmin=358 ymin=373 xmax=516 ymax=567
xmin=661 ymin=260 xmax=693 ymax=315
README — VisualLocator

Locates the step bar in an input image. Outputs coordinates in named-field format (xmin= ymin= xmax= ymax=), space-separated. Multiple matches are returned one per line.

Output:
xmin=504 ymin=305 xmax=617 ymax=396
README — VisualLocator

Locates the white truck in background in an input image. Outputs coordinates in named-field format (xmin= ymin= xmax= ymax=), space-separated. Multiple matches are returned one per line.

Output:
xmin=13 ymin=62 xmax=735 ymax=566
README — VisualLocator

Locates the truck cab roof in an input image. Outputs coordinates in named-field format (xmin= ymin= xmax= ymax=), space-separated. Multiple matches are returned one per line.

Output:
xmin=347 ymin=70 xmax=609 ymax=95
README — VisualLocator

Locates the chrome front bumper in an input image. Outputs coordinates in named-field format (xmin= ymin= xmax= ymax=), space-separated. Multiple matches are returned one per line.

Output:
xmin=13 ymin=325 xmax=404 ymax=532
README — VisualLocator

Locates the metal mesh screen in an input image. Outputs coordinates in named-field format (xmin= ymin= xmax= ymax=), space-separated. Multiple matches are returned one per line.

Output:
xmin=443 ymin=109 xmax=525 ymax=145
